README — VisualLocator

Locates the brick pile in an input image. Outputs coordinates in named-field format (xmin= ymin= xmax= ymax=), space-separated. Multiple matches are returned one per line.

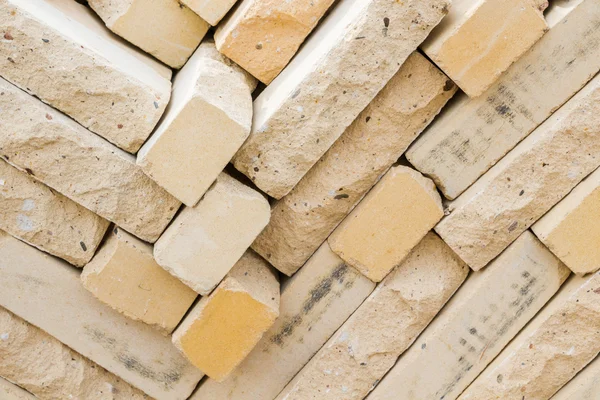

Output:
xmin=0 ymin=0 xmax=599 ymax=399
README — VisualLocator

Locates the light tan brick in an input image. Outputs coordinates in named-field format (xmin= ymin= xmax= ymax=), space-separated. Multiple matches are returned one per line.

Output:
xmin=0 ymin=377 xmax=34 ymax=400
xmin=138 ymin=41 xmax=255 ymax=207
xmin=459 ymin=271 xmax=600 ymax=400
xmin=191 ymin=242 xmax=375 ymax=400
xmin=407 ymin=0 xmax=600 ymax=200
xmin=277 ymin=233 xmax=467 ymax=400
xmin=214 ymin=0 xmax=335 ymax=83
xmin=553 ymin=355 xmax=600 ymax=400
xmin=328 ymin=166 xmax=443 ymax=282
xmin=0 ymin=0 xmax=172 ymax=152
xmin=81 ymin=227 xmax=198 ymax=334
xmin=173 ymin=251 xmax=279 ymax=381
xmin=154 ymin=173 xmax=270 ymax=295
xmin=183 ymin=0 xmax=239 ymax=25
xmin=0 ymin=307 xmax=148 ymax=400
xmin=0 ymin=159 xmax=109 ymax=267
xmin=532 ymin=166 xmax=600 ymax=275
xmin=0 ymin=231 xmax=202 ymax=400
xmin=232 ymin=0 xmax=450 ymax=198
xmin=0 ymin=78 xmax=181 ymax=243
xmin=88 ymin=0 xmax=209 ymax=68
xmin=368 ymin=231 xmax=570 ymax=400
xmin=435 ymin=73 xmax=600 ymax=271
xmin=421 ymin=0 xmax=547 ymax=97
xmin=251 ymin=53 xmax=456 ymax=275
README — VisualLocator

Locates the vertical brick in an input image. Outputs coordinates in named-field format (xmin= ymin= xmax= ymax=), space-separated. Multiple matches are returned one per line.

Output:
xmin=173 ymin=251 xmax=279 ymax=381
xmin=251 ymin=53 xmax=456 ymax=275
xmin=553 ymin=355 xmax=600 ymax=400
xmin=329 ymin=166 xmax=443 ymax=282
xmin=81 ymin=227 xmax=198 ymax=334
xmin=232 ymin=0 xmax=450 ymax=198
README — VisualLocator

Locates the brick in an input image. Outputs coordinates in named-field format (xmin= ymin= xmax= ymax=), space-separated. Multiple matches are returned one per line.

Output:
xmin=328 ymin=166 xmax=443 ymax=282
xmin=407 ymin=0 xmax=600 ymax=200
xmin=251 ymin=53 xmax=456 ymax=275
xmin=154 ymin=173 xmax=270 ymax=295
xmin=173 ymin=251 xmax=279 ymax=381
xmin=232 ymin=0 xmax=450 ymax=199
xmin=88 ymin=0 xmax=209 ymax=68
xmin=0 ymin=307 xmax=148 ymax=400
xmin=214 ymin=0 xmax=335 ymax=83
xmin=553 ymin=355 xmax=600 ymax=400
xmin=0 ymin=377 xmax=34 ymax=400
xmin=0 ymin=159 xmax=109 ymax=267
xmin=0 ymin=0 xmax=172 ymax=153
xmin=0 ymin=78 xmax=181 ymax=243
xmin=191 ymin=242 xmax=375 ymax=400
xmin=277 ymin=233 xmax=467 ymax=400
xmin=0 ymin=231 xmax=202 ymax=400
xmin=459 ymin=271 xmax=600 ymax=400
xmin=435 ymin=73 xmax=600 ymax=271
xmin=421 ymin=0 xmax=547 ymax=97
xmin=137 ymin=41 xmax=255 ymax=207
xmin=368 ymin=231 xmax=570 ymax=400
xmin=81 ymin=227 xmax=198 ymax=334
xmin=183 ymin=0 xmax=239 ymax=26
xmin=532 ymin=166 xmax=600 ymax=275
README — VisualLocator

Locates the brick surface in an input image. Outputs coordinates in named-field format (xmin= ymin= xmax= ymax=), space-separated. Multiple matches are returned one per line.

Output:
xmin=183 ymin=0 xmax=239 ymax=25
xmin=0 ymin=377 xmax=35 ymax=400
xmin=553 ymin=355 xmax=600 ymax=400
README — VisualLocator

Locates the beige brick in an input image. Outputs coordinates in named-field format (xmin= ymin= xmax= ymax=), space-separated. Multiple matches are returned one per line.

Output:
xmin=0 ymin=159 xmax=109 ymax=267
xmin=553 ymin=355 xmax=600 ymax=400
xmin=407 ymin=0 xmax=600 ymax=200
xmin=138 ymin=41 xmax=255 ymax=207
xmin=459 ymin=271 xmax=600 ymax=400
xmin=214 ymin=0 xmax=335 ymax=83
xmin=532 ymin=166 xmax=600 ymax=275
xmin=0 ymin=0 xmax=172 ymax=153
xmin=81 ymin=227 xmax=198 ymax=334
xmin=0 ymin=231 xmax=202 ymax=400
xmin=328 ymin=166 xmax=443 ymax=282
xmin=154 ymin=173 xmax=269 ymax=295
xmin=173 ymin=251 xmax=279 ymax=381
xmin=191 ymin=242 xmax=375 ymax=400
xmin=0 ymin=307 xmax=148 ymax=400
xmin=88 ymin=0 xmax=209 ymax=68
xmin=435 ymin=73 xmax=600 ymax=271
xmin=232 ymin=0 xmax=450 ymax=199
xmin=368 ymin=231 xmax=570 ymax=400
xmin=183 ymin=0 xmax=239 ymax=25
xmin=0 ymin=78 xmax=181 ymax=243
xmin=0 ymin=377 xmax=35 ymax=400
xmin=251 ymin=53 xmax=456 ymax=275
xmin=421 ymin=0 xmax=547 ymax=97
xmin=277 ymin=233 xmax=467 ymax=400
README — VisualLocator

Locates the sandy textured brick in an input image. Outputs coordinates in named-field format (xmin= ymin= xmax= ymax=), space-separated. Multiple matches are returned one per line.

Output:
xmin=0 ymin=377 xmax=35 ymax=400
xmin=214 ymin=0 xmax=335 ymax=83
xmin=0 ymin=0 xmax=172 ymax=153
xmin=251 ymin=53 xmax=456 ymax=276
xmin=277 ymin=233 xmax=467 ymax=400
xmin=88 ymin=0 xmax=209 ymax=68
xmin=82 ymin=227 xmax=198 ymax=335
xmin=435 ymin=73 xmax=600 ymax=271
xmin=154 ymin=173 xmax=269 ymax=295
xmin=0 ymin=307 xmax=149 ymax=400
xmin=191 ymin=242 xmax=375 ymax=400
xmin=0 ymin=160 xmax=109 ymax=267
xmin=138 ymin=41 xmax=255 ymax=207
xmin=407 ymin=0 xmax=600 ymax=200
xmin=183 ymin=0 xmax=239 ymax=25
xmin=421 ymin=0 xmax=547 ymax=97
xmin=532 ymin=167 xmax=600 ymax=275
xmin=459 ymin=271 xmax=600 ymax=400
xmin=328 ymin=166 xmax=443 ymax=282
xmin=553 ymin=355 xmax=600 ymax=400
xmin=173 ymin=251 xmax=279 ymax=381
xmin=368 ymin=231 xmax=570 ymax=400
xmin=232 ymin=0 xmax=450 ymax=199
xmin=0 ymin=231 xmax=202 ymax=400
xmin=0 ymin=78 xmax=181 ymax=243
